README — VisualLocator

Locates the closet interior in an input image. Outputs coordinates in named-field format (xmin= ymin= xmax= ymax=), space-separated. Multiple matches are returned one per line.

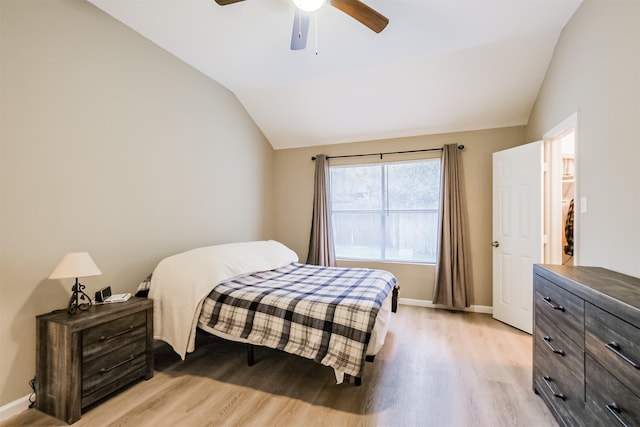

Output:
xmin=561 ymin=132 xmax=575 ymax=265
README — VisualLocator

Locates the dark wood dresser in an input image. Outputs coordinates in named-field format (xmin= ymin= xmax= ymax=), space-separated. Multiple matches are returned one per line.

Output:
xmin=533 ymin=264 xmax=640 ymax=426
xmin=36 ymin=297 xmax=153 ymax=424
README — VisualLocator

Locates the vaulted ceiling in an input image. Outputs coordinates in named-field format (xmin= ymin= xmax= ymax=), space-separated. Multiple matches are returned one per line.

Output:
xmin=88 ymin=0 xmax=582 ymax=149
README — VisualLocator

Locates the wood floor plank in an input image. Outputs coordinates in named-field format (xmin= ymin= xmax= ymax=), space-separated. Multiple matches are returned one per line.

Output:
xmin=1 ymin=306 xmax=557 ymax=427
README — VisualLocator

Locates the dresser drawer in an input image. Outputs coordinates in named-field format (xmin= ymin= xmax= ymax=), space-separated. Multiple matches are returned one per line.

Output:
xmin=585 ymin=355 xmax=640 ymax=427
xmin=533 ymin=333 xmax=584 ymax=425
xmin=534 ymin=311 xmax=584 ymax=385
xmin=585 ymin=302 xmax=640 ymax=397
xmin=534 ymin=276 xmax=584 ymax=347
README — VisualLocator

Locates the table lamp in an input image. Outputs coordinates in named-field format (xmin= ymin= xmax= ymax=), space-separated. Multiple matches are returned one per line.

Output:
xmin=49 ymin=252 xmax=102 ymax=314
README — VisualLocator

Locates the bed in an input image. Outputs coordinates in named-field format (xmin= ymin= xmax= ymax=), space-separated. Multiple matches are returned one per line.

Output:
xmin=141 ymin=240 xmax=398 ymax=384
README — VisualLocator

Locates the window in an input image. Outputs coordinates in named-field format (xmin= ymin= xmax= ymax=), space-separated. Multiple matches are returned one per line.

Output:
xmin=330 ymin=159 xmax=441 ymax=263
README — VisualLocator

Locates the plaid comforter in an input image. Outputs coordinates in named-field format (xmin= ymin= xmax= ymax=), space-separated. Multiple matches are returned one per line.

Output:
xmin=198 ymin=262 xmax=396 ymax=378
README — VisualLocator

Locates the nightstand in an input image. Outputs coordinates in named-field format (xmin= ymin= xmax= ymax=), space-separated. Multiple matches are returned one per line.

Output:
xmin=36 ymin=297 xmax=153 ymax=424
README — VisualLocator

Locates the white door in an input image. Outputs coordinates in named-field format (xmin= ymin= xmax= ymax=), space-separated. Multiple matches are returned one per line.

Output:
xmin=492 ymin=142 xmax=543 ymax=334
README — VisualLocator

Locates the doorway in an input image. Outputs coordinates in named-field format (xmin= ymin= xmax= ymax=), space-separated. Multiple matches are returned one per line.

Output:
xmin=544 ymin=113 xmax=577 ymax=266
xmin=491 ymin=113 xmax=578 ymax=334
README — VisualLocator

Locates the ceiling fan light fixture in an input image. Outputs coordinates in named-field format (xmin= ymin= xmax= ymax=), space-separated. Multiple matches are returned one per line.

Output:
xmin=291 ymin=0 xmax=325 ymax=12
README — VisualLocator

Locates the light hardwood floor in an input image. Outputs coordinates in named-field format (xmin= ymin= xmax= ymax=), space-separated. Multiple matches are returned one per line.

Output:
xmin=3 ymin=306 xmax=557 ymax=427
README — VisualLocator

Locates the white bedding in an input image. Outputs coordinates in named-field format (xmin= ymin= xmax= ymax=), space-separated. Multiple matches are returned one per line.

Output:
xmin=148 ymin=240 xmax=298 ymax=359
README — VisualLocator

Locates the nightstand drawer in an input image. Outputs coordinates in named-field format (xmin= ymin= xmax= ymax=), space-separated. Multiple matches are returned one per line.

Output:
xmin=585 ymin=302 xmax=640 ymax=397
xmin=82 ymin=340 xmax=147 ymax=406
xmin=83 ymin=311 xmax=146 ymax=352
xmin=586 ymin=355 xmax=640 ymax=427
xmin=534 ymin=276 xmax=584 ymax=347
xmin=83 ymin=338 xmax=147 ymax=388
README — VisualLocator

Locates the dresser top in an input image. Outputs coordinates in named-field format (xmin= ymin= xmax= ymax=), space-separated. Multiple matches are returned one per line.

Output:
xmin=535 ymin=264 xmax=640 ymax=325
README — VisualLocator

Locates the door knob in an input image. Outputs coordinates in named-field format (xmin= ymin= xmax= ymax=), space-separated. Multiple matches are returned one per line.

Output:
xmin=492 ymin=241 xmax=500 ymax=247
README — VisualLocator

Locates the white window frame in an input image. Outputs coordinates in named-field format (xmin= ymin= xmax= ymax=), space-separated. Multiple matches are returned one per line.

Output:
xmin=329 ymin=158 xmax=441 ymax=264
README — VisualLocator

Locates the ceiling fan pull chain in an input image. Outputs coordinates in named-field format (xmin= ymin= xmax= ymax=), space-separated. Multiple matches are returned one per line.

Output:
xmin=315 ymin=10 xmax=319 ymax=55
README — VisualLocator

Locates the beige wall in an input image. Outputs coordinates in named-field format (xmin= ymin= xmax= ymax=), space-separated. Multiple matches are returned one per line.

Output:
xmin=3 ymin=0 xmax=638 ymax=413
xmin=525 ymin=0 xmax=640 ymax=276
xmin=0 ymin=0 xmax=274 ymax=405
xmin=273 ymin=126 xmax=526 ymax=305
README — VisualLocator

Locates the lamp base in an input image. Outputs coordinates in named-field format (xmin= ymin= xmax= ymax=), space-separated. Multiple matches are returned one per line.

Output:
xmin=67 ymin=278 xmax=92 ymax=314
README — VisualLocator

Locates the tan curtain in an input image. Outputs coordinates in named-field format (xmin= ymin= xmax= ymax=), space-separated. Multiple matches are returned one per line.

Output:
xmin=433 ymin=144 xmax=471 ymax=308
xmin=306 ymin=154 xmax=336 ymax=266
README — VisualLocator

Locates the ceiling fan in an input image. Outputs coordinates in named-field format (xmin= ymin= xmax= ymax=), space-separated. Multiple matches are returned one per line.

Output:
xmin=214 ymin=0 xmax=389 ymax=51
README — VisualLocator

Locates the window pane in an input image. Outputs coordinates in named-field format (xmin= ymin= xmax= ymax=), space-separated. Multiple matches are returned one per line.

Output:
xmin=329 ymin=159 xmax=441 ymax=264
xmin=387 ymin=160 xmax=441 ymax=210
xmin=384 ymin=212 xmax=439 ymax=263
xmin=333 ymin=212 xmax=382 ymax=259
xmin=330 ymin=165 xmax=381 ymax=210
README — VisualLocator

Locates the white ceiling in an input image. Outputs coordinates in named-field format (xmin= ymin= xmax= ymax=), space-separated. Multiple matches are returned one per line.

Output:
xmin=87 ymin=0 xmax=582 ymax=150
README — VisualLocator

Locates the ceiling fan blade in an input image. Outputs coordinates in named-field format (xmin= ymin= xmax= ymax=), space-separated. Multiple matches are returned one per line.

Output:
xmin=214 ymin=0 xmax=245 ymax=5
xmin=290 ymin=9 xmax=311 ymax=50
xmin=329 ymin=0 xmax=388 ymax=33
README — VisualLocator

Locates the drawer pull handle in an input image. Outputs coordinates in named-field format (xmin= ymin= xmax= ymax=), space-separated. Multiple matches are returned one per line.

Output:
xmin=606 ymin=403 xmax=630 ymax=427
xmin=542 ymin=376 xmax=565 ymax=400
xmin=605 ymin=341 xmax=640 ymax=369
xmin=100 ymin=355 xmax=135 ymax=374
xmin=542 ymin=336 xmax=565 ymax=356
xmin=100 ymin=325 xmax=135 ymax=341
xmin=542 ymin=296 xmax=565 ymax=312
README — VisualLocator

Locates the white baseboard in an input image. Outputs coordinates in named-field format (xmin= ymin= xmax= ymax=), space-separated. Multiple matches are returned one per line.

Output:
xmin=0 ymin=394 xmax=30 ymax=422
xmin=399 ymin=298 xmax=493 ymax=314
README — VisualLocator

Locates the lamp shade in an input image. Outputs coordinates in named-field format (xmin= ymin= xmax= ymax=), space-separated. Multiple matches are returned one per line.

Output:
xmin=49 ymin=252 xmax=102 ymax=280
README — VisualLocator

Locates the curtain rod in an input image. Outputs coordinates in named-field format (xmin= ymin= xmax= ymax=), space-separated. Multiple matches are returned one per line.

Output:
xmin=311 ymin=145 xmax=464 ymax=161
